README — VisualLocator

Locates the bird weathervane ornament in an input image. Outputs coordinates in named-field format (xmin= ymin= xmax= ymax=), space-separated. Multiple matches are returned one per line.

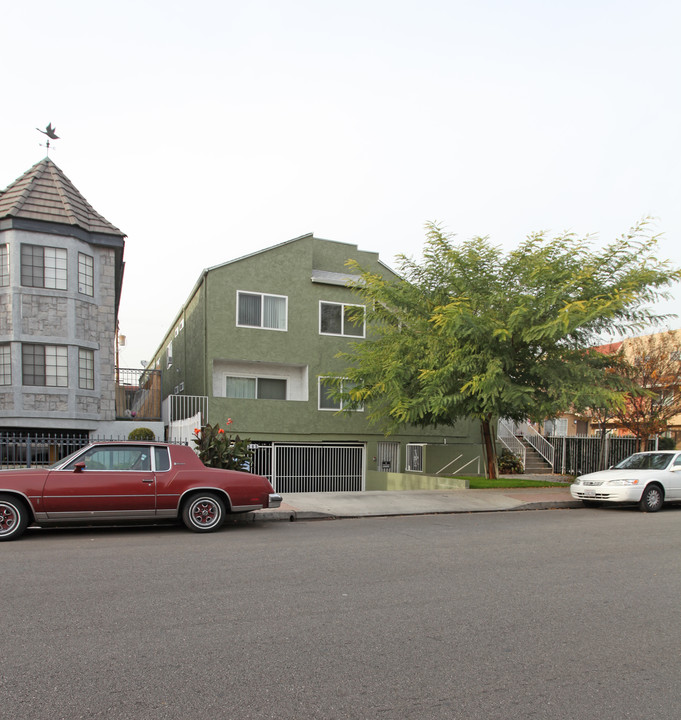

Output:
xmin=36 ymin=123 xmax=60 ymax=154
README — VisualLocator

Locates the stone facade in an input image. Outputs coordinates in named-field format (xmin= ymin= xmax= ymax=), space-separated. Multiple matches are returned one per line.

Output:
xmin=0 ymin=294 xmax=11 ymax=333
xmin=21 ymin=295 xmax=69 ymax=337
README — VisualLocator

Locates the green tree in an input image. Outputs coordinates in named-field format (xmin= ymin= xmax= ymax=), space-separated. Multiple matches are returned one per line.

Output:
xmin=339 ymin=221 xmax=680 ymax=478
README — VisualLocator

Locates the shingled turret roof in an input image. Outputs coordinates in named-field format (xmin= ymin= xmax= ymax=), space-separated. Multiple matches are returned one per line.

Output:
xmin=0 ymin=157 xmax=125 ymax=239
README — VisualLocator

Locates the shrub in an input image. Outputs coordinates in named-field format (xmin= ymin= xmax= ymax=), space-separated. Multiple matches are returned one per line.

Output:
xmin=498 ymin=449 xmax=524 ymax=474
xmin=128 ymin=427 xmax=156 ymax=441
xmin=192 ymin=420 xmax=253 ymax=471
xmin=657 ymin=436 xmax=677 ymax=451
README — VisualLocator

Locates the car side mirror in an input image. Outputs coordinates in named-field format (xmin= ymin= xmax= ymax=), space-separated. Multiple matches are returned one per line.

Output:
xmin=74 ymin=462 xmax=86 ymax=473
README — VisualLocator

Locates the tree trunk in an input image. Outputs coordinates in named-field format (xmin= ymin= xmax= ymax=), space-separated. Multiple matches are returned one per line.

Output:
xmin=481 ymin=416 xmax=498 ymax=479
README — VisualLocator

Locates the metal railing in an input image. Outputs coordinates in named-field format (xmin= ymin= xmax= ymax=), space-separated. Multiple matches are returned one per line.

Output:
xmin=549 ymin=435 xmax=655 ymax=476
xmin=1 ymin=434 xmax=367 ymax=493
xmin=1 ymin=432 xmax=114 ymax=469
xmin=519 ymin=422 xmax=555 ymax=466
xmin=497 ymin=419 xmax=526 ymax=467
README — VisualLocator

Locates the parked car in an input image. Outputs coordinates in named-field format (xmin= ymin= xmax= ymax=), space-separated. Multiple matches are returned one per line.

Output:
xmin=0 ymin=441 xmax=282 ymax=541
xmin=570 ymin=450 xmax=681 ymax=512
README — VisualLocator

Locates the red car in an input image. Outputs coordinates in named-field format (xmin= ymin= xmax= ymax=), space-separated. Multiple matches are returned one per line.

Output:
xmin=0 ymin=441 xmax=282 ymax=541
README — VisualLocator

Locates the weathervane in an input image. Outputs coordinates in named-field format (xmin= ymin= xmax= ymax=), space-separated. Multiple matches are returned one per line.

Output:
xmin=36 ymin=123 xmax=60 ymax=155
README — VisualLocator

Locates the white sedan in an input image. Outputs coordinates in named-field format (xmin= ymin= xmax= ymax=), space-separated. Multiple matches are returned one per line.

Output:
xmin=570 ymin=451 xmax=681 ymax=512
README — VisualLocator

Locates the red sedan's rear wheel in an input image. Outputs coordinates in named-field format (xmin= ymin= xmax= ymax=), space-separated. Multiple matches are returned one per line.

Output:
xmin=182 ymin=493 xmax=226 ymax=533
xmin=0 ymin=495 xmax=29 ymax=542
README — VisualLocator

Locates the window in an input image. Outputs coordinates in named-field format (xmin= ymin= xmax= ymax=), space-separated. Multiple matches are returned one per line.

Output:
xmin=65 ymin=445 xmax=151 ymax=471
xmin=406 ymin=444 xmax=425 ymax=472
xmin=319 ymin=302 xmax=365 ymax=337
xmin=0 ymin=344 xmax=10 ymax=385
xmin=78 ymin=348 xmax=94 ymax=389
xmin=78 ymin=253 xmax=94 ymax=296
xmin=167 ymin=341 xmax=173 ymax=368
xmin=22 ymin=344 xmax=68 ymax=387
xmin=0 ymin=244 xmax=8 ymax=286
xmin=154 ymin=447 xmax=171 ymax=471
xmin=225 ymin=375 xmax=287 ymax=400
xmin=21 ymin=244 xmax=67 ymax=289
xmin=318 ymin=377 xmax=363 ymax=411
xmin=237 ymin=291 xmax=287 ymax=330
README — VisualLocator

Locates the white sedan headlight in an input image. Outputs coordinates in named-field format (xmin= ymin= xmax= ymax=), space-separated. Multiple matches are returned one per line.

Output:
xmin=604 ymin=478 xmax=639 ymax=486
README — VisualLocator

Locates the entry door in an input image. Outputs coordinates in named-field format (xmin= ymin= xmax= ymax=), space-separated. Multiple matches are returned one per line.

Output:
xmin=42 ymin=445 xmax=156 ymax=516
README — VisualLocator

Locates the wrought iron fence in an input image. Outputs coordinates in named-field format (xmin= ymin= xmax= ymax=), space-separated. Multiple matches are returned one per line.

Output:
xmin=0 ymin=432 xmax=186 ymax=469
xmin=549 ymin=435 xmax=656 ymax=476
xmin=1 ymin=434 xmax=366 ymax=493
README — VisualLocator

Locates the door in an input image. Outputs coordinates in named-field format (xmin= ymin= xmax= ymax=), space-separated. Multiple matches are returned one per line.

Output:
xmin=42 ymin=444 xmax=156 ymax=517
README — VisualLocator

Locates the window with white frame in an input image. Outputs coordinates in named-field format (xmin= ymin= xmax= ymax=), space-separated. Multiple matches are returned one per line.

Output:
xmin=78 ymin=348 xmax=95 ymax=389
xmin=319 ymin=302 xmax=365 ymax=337
xmin=406 ymin=444 xmax=425 ymax=472
xmin=22 ymin=344 xmax=68 ymax=387
xmin=225 ymin=375 xmax=287 ymax=400
xmin=21 ymin=244 xmax=67 ymax=290
xmin=167 ymin=340 xmax=173 ymax=368
xmin=0 ymin=344 xmax=11 ymax=385
xmin=0 ymin=244 xmax=8 ymax=286
xmin=318 ymin=377 xmax=363 ymax=411
xmin=237 ymin=291 xmax=287 ymax=330
xmin=78 ymin=253 xmax=94 ymax=296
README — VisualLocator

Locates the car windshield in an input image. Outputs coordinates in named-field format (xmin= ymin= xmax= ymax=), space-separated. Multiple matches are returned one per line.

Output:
xmin=614 ymin=453 xmax=674 ymax=471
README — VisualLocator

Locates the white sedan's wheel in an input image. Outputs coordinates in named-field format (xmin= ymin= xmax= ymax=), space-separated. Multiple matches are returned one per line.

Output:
xmin=182 ymin=493 xmax=226 ymax=533
xmin=638 ymin=484 xmax=664 ymax=513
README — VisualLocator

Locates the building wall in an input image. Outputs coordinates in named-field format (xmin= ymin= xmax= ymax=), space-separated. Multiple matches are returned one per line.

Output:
xmin=0 ymin=227 xmax=117 ymax=429
xmin=150 ymin=235 xmax=485 ymax=478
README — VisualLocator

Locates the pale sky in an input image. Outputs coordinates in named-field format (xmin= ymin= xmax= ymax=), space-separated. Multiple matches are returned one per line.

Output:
xmin=3 ymin=0 xmax=680 ymax=368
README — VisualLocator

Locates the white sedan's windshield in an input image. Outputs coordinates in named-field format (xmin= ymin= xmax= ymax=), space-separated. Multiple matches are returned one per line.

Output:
xmin=614 ymin=453 xmax=674 ymax=471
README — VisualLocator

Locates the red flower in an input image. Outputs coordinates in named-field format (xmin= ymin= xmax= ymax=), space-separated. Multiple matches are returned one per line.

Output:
xmin=226 ymin=418 xmax=233 ymax=425
xmin=218 ymin=428 xmax=225 ymax=434
xmin=194 ymin=428 xmax=200 ymax=434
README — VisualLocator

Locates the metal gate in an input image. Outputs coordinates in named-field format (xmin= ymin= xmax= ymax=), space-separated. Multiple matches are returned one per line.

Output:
xmin=376 ymin=441 xmax=399 ymax=472
xmin=251 ymin=443 xmax=365 ymax=493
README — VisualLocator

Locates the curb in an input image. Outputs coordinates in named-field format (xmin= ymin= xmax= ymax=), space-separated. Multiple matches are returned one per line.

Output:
xmin=247 ymin=498 xmax=581 ymax=522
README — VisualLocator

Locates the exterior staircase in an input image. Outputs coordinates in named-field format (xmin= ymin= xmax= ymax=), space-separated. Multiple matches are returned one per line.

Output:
xmin=519 ymin=437 xmax=553 ymax=474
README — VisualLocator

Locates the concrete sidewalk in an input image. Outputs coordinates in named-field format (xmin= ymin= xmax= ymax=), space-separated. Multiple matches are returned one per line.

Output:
xmin=251 ymin=483 xmax=581 ymax=522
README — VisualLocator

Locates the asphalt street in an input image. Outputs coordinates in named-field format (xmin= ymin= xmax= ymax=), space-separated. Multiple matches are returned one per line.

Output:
xmin=3 ymin=506 xmax=681 ymax=719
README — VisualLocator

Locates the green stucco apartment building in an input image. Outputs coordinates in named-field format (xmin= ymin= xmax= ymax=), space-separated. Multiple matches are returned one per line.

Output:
xmin=150 ymin=234 xmax=483 ymax=492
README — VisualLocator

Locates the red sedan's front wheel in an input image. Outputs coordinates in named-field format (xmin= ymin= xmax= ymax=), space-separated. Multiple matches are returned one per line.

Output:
xmin=182 ymin=493 xmax=226 ymax=533
xmin=0 ymin=495 xmax=30 ymax=541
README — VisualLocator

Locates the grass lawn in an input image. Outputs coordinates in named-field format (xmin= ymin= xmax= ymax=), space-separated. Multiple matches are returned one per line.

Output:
xmin=456 ymin=476 xmax=572 ymax=489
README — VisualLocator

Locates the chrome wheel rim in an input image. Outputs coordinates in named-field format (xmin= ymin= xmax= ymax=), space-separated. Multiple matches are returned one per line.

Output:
xmin=189 ymin=498 xmax=221 ymax=528
xmin=0 ymin=502 xmax=18 ymax=536
xmin=647 ymin=487 xmax=663 ymax=510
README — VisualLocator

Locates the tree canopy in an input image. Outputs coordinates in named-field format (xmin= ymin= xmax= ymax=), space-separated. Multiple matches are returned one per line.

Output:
xmin=607 ymin=331 xmax=681 ymax=450
xmin=340 ymin=221 xmax=680 ymax=478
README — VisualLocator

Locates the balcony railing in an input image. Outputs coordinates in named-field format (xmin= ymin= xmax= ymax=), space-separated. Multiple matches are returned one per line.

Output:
xmin=115 ymin=368 xmax=162 ymax=421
